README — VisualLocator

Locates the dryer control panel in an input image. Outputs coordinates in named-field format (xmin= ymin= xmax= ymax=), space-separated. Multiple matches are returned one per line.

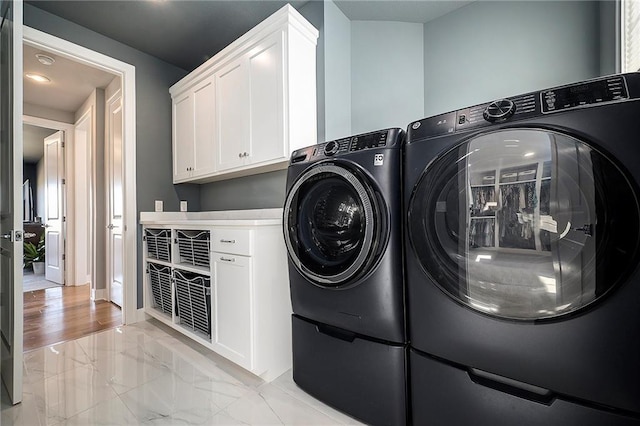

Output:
xmin=409 ymin=73 xmax=635 ymax=140
xmin=289 ymin=128 xmax=403 ymax=164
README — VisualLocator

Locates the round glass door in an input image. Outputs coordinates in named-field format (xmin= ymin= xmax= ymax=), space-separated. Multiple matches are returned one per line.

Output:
xmin=408 ymin=128 xmax=640 ymax=320
xmin=284 ymin=163 xmax=383 ymax=287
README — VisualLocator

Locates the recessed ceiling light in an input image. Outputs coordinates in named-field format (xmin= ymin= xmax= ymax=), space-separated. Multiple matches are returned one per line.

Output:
xmin=35 ymin=53 xmax=55 ymax=66
xmin=524 ymin=152 xmax=535 ymax=157
xmin=25 ymin=73 xmax=51 ymax=83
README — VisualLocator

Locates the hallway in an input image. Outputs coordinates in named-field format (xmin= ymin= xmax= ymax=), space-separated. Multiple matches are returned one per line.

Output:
xmin=23 ymin=285 xmax=121 ymax=352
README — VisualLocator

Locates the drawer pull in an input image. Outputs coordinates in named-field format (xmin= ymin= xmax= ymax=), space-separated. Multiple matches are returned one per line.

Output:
xmin=220 ymin=256 xmax=235 ymax=262
xmin=220 ymin=239 xmax=236 ymax=244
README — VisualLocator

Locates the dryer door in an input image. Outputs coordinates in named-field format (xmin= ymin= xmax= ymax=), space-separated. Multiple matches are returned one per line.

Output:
xmin=408 ymin=128 xmax=640 ymax=320
xmin=284 ymin=162 xmax=385 ymax=287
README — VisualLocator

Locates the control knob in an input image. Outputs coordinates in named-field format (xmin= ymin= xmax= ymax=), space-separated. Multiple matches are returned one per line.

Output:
xmin=483 ymin=99 xmax=516 ymax=122
xmin=324 ymin=140 xmax=339 ymax=156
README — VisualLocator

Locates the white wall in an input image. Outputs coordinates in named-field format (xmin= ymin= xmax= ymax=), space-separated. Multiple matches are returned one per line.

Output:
xmin=324 ymin=1 xmax=352 ymax=140
xmin=423 ymin=1 xmax=601 ymax=117
xmin=351 ymin=21 xmax=424 ymax=134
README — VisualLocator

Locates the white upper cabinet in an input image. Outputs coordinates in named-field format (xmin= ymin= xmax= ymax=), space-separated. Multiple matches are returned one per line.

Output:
xmin=215 ymin=58 xmax=249 ymax=172
xmin=172 ymin=77 xmax=217 ymax=183
xmin=172 ymin=92 xmax=194 ymax=182
xmin=246 ymin=31 xmax=285 ymax=167
xmin=170 ymin=5 xmax=318 ymax=184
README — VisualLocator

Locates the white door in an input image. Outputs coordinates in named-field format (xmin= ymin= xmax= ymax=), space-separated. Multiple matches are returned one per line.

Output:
xmin=44 ymin=131 xmax=65 ymax=284
xmin=172 ymin=92 xmax=194 ymax=182
xmin=192 ymin=77 xmax=216 ymax=178
xmin=0 ymin=0 xmax=23 ymax=404
xmin=247 ymin=31 xmax=285 ymax=165
xmin=212 ymin=254 xmax=253 ymax=370
xmin=106 ymin=91 xmax=123 ymax=307
xmin=215 ymin=59 xmax=249 ymax=171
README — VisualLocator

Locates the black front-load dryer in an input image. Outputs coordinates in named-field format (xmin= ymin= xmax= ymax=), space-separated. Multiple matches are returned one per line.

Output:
xmin=404 ymin=73 xmax=640 ymax=425
xmin=284 ymin=128 xmax=407 ymax=426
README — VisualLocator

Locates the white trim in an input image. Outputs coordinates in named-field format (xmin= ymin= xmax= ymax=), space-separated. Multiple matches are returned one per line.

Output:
xmin=23 ymin=26 xmax=139 ymax=325
xmin=6 ymin=0 xmax=25 ymax=404
xmin=73 ymin=107 xmax=94 ymax=288
xmin=92 ymin=288 xmax=107 ymax=301
xmin=137 ymin=308 xmax=149 ymax=322
xmin=105 ymin=87 xmax=123 ymax=306
xmin=616 ymin=0 xmax=622 ymax=74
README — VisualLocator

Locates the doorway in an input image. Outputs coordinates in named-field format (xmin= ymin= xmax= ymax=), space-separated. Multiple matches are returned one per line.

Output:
xmin=20 ymin=26 xmax=138 ymax=340
xmin=22 ymin=122 xmax=62 ymax=293
xmin=22 ymin=46 xmax=125 ymax=350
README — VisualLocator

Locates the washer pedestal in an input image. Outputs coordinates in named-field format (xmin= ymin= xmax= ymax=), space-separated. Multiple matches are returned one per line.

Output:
xmin=292 ymin=315 xmax=407 ymax=426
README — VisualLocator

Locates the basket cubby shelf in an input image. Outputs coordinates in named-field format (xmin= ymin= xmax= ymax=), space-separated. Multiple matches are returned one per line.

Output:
xmin=141 ymin=214 xmax=291 ymax=383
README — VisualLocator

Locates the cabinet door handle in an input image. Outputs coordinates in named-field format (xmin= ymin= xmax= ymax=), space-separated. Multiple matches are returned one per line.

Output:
xmin=220 ymin=239 xmax=235 ymax=244
xmin=220 ymin=256 xmax=235 ymax=262
xmin=238 ymin=152 xmax=242 ymax=158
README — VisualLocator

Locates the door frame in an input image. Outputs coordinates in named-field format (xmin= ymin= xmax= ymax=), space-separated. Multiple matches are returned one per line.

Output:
xmin=23 ymin=26 xmax=138 ymax=324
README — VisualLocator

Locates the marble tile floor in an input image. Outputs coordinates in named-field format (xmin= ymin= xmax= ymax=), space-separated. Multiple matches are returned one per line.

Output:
xmin=1 ymin=319 xmax=364 ymax=425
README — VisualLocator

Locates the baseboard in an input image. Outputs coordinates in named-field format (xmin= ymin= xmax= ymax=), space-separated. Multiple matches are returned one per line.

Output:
xmin=91 ymin=288 xmax=107 ymax=301
xmin=136 ymin=308 xmax=148 ymax=323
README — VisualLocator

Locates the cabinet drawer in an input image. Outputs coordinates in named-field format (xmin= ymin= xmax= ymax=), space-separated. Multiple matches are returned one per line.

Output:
xmin=212 ymin=229 xmax=253 ymax=255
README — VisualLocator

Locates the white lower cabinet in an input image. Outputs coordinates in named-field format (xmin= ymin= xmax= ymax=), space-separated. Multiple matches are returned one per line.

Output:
xmin=140 ymin=215 xmax=291 ymax=381
xmin=211 ymin=253 xmax=253 ymax=370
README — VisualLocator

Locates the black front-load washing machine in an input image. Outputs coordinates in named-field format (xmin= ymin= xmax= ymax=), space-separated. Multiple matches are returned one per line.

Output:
xmin=284 ymin=128 xmax=406 ymax=426
xmin=404 ymin=73 xmax=640 ymax=425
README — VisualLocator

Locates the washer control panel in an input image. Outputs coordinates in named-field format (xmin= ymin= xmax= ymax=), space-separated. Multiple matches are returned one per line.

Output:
xmin=313 ymin=130 xmax=390 ymax=157
xmin=289 ymin=129 xmax=402 ymax=164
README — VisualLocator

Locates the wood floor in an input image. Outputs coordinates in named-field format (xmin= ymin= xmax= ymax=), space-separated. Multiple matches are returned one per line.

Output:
xmin=23 ymin=285 xmax=122 ymax=352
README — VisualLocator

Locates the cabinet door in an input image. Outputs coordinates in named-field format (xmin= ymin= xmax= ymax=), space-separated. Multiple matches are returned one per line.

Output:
xmin=215 ymin=59 xmax=249 ymax=172
xmin=192 ymin=77 xmax=217 ymax=178
xmin=212 ymin=253 xmax=253 ymax=370
xmin=247 ymin=31 xmax=285 ymax=165
xmin=173 ymin=92 xmax=194 ymax=182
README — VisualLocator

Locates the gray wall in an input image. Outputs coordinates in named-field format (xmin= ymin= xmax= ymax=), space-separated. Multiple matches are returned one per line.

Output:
xmin=24 ymin=4 xmax=192 ymax=307
xmin=351 ymin=20 xmax=424 ymax=134
xmin=423 ymin=1 xmax=602 ymax=117
xmin=199 ymin=170 xmax=288 ymax=211
xmin=324 ymin=0 xmax=352 ymax=140
xmin=599 ymin=0 xmax=618 ymax=76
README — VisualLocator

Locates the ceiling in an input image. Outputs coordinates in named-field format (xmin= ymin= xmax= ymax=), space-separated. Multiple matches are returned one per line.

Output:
xmin=26 ymin=0 xmax=308 ymax=72
xmin=24 ymin=43 xmax=116 ymax=113
xmin=22 ymin=0 xmax=471 ymax=161
xmin=23 ymin=43 xmax=116 ymax=163
xmin=25 ymin=0 xmax=472 ymax=72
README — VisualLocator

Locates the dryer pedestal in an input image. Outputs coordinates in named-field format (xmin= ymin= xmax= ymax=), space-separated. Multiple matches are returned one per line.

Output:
xmin=292 ymin=315 xmax=407 ymax=426
xmin=410 ymin=349 xmax=640 ymax=426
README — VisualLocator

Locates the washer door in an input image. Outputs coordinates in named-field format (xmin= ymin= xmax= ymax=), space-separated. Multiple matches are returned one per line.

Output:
xmin=284 ymin=162 xmax=385 ymax=287
xmin=408 ymin=128 xmax=640 ymax=320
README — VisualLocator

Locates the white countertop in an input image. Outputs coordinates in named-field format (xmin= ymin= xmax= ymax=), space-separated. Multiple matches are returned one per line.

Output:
xmin=139 ymin=208 xmax=283 ymax=226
